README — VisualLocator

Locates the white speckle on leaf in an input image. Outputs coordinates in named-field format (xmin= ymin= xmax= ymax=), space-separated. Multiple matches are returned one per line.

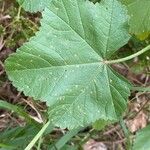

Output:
xmin=93 ymin=79 xmax=96 ymax=82
xmin=75 ymin=85 xmax=78 ymax=88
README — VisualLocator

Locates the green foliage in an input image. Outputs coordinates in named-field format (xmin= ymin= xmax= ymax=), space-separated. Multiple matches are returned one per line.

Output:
xmin=2 ymin=0 xmax=150 ymax=149
xmin=128 ymin=0 xmax=150 ymax=40
xmin=5 ymin=0 xmax=131 ymax=129
xmin=120 ymin=0 xmax=150 ymax=40
xmin=0 ymin=125 xmax=39 ymax=150
xmin=48 ymin=127 xmax=82 ymax=150
xmin=0 ymin=25 xmax=4 ymax=35
xmin=133 ymin=125 xmax=150 ymax=150
xmin=93 ymin=120 xmax=110 ymax=130
xmin=0 ymin=3 xmax=38 ymax=49
xmin=17 ymin=0 xmax=51 ymax=12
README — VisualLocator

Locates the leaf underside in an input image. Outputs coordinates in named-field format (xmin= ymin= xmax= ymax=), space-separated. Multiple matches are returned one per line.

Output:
xmin=5 ymin=0 xmax=131 ymax=129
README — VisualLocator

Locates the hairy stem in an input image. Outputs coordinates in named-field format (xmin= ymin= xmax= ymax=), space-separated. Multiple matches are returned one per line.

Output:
xmin=106 ymin=44 xmax=150 ymax=64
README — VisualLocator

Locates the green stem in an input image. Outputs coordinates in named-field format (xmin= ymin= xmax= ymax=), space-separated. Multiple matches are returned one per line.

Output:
xmin=131 ymin=86 xmax=150 ymax=92
xmin=16 ymin=6 xmax=22 ymax=21
xmin=25 ymin=121 xmax=51 ymax=150
xmin=106 ymin=45 xmax=150 ymax=64
xmin=37 ymin=137 xmax=43 ymax=150
xmin=120 ymin=118 xmax=131 ymax=150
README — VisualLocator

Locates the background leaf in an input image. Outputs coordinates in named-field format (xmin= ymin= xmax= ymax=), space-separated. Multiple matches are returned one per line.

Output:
xmin=120 ymin=0 xmax=150 ymax=39
xmin=5 ymin=0 xmax=131 ymax=129
xmin=93 ymin=119 xmax=111 ymax=130
xmin=133 ymin=125 xmax=150 ymax=150
xmin=0 ymin=125 xmax=39 ymax=150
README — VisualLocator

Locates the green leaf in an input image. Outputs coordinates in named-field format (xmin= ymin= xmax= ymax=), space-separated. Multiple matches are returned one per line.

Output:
xmin=133 ymin=125 xmax=150 ymax=150
xmin=0 ymin=125 xmax=39 ymax=150
xmin=93 ymin=120 xmax=110 ymax=130
xmin=17 ymin=0 xmax=51 ymax=12
xmin=5 ymin=0 xmax=131 ymax=129
xmin=123 ymin=0 xmax=150 ymax=39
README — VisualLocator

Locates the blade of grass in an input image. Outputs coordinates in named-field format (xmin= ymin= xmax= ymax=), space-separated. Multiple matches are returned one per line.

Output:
xmin=0 ymin=100 xmax=39 ymax=127
xmin=37 ymin=137 xmax=43 ymax=150
xmin=25 ymin=121 xmax=53 ymax=150
xmin=0 ymin=143 xmax=15 ymax=149
xmin=131 ymin=86 xmax=150 ymax=92
xmin=0 ymin=124 xmax=40 ymax=150
xmin=49 ymin=127 xmax=84 ymax=150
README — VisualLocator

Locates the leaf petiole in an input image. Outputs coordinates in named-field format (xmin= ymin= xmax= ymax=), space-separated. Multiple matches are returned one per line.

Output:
xmin=106 ymin=44 xmax=150 ymax=64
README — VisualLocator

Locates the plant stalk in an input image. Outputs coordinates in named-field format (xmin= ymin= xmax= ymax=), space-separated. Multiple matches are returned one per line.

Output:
xmin=120 ymin=118 xmax=131 ymax=150
xmin=106 ymin=45 xmax=150 ymax=64
xmin=16 ymin=6 xmax=22 ymax=21
xmin=25 ymin=121 xmax=51 ymax=150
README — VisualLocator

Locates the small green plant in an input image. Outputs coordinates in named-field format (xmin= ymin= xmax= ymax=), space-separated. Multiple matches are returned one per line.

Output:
xmin=2 ymin=0 xmax=150 ymax=149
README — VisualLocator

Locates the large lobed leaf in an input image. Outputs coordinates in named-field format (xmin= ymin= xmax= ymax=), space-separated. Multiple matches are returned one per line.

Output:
xmin=5 ymin=0 xmax=131 ymax=129
xmin=17 ymin=0 xmax=51 ymax=12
